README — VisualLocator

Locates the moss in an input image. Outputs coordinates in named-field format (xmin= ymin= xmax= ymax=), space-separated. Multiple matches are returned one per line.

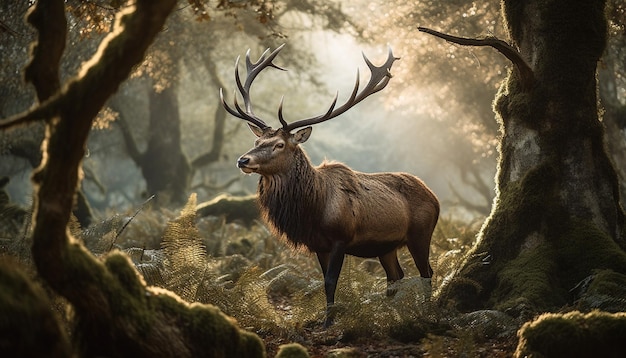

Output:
xmin=65 ymin=242 xmax=265 ymax=357
xmin=586 ymin=269 xmax=626 ymax=297
xmin=196 ymin=194 xmax=260 ymax=226
xmin=515 ymin=311 xmax=626 ymax=358
xmin=275 ymin=343 xmax=310 ymax=358
xmin=556 ymin=221 xmax=626 ymax=289
xmin=150 ymin=291 xmax=266 ymax=357
xmin=500 ymin=0 xmax=524 ymax=44
xmin=326 ymin=347 xmax=364 ymax=358
xmin=493 ymin=242 xmax=564 ymax=312
xmin=0 ymin=258 xmax=72 ymax=358
xmin=575 ymin=269 xmax=626 ymax=312
xmin=106 ymin=251 xmax=147 ymax=298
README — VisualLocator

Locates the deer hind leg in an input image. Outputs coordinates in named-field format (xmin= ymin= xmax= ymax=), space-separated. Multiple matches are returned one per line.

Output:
xmin=407 ymin=228 xmax=434 ymax=279
xmin=407 ymin=228 xmax=435 ymax=301
xmin=379 ymin=249 xmax=404 ymax=296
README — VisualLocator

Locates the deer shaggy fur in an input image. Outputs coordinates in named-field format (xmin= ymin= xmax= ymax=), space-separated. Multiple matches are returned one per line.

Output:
xmin=239 ymin=127 xmax=439 ymax=328
xmin=257 ymin=137 xmax=440 ymax=268
xmin=224 ymin=45 xmax=439 ymax=326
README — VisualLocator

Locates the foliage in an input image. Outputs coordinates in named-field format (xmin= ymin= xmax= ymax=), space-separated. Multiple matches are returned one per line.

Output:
xmin=82 ymin=194 xmax=482 ymax=350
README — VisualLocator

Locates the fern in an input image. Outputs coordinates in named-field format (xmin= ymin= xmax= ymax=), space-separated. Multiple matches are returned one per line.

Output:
xmin=161 ymin=193 xmax=214 ymax=302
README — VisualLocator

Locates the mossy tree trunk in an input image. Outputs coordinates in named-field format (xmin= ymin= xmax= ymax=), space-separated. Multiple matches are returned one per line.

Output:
xmin=1 ymin=1 xmax=265 ymax=356
xmin=599 ymin=54 xmax=626 ymax=205
xmin=435 ymin=0 xmax=626 ymax=314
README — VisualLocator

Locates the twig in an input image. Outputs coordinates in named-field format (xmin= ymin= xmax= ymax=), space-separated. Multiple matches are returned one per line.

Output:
xmin=108 ymin=194 xmax=155 ymax=251
xmin=418 ymin=27 xmax=534 ymax=90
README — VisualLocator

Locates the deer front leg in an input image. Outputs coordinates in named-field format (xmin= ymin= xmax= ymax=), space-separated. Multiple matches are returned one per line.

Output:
xmin=317 ymin=241 xmax=346 ymax=327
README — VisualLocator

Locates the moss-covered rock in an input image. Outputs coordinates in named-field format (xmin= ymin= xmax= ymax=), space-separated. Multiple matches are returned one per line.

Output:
xmin=275 ymin=343 xmax=310 ymax=358
xmin=515 ymin=310 xmax=626 ymax=358
xmin=71 ymin=251 xmax=267 ymax=358
xmin=0 ymin=258 xmax=71 ymax=358
xmin=196 ymin=193 xmax=260 ymax=226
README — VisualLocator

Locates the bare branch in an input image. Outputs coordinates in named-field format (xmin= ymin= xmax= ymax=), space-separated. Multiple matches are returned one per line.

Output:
xmin=0 ymin=100 xmax=59 ymax=130
xmin=418 ymin=27 xmax=534 ymax=90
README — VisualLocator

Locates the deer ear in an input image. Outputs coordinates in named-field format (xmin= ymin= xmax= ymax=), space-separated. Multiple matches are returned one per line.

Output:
xmin=248 ymin=124 xmax=265 ymax=137
xmin=292 ymin=127 xmax=312 ymax=144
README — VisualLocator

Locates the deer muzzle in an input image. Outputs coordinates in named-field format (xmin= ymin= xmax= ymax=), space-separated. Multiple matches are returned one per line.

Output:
xmin=237 ymin=156 xmax=257 ymax=174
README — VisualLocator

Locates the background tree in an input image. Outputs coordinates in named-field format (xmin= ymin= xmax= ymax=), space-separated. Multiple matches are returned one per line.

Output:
xmin=600 ymin=1 xmax=626 ymax=202
xmin=426 ymin=0 xmax=626 ymax=314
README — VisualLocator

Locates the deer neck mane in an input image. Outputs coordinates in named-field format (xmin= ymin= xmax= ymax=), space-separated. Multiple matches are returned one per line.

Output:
xmin=257 ymin=147 xmax=325 ymax=248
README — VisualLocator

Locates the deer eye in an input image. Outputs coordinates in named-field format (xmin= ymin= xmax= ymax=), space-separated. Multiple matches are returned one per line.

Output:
xmin=274 ymin=142 xmax=285 ymax=150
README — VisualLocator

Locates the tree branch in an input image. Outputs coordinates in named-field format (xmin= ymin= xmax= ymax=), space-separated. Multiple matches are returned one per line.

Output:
xmin=31 ymin=0 xmax=179 ymax=295
xmin=191 ymin=60 xmax=227 ymax=169
xmin=24 ymin=0 xmax=66 ymax=101
xmin=418 ymin=27 xmax=534 ymax=90
xmin=0 ymin=97 xmax=60 ymax=130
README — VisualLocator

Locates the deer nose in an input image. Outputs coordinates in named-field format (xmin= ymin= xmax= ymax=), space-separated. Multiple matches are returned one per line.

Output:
xmin=237 ymin=157 xmax=250 ymax=168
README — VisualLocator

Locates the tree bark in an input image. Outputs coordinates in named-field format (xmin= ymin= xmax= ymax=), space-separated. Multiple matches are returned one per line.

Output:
xmin=114 ymin=85 xmax=192 ymax=206
xmin=435 ymin=0 xmax=626 ymax=314
xmin=1 ymin=1 xmax=265 ymax=356
xmin=21 ymin=0 xmax=93 ymax=227
xmin=141 ymin=86 xmax=191 ymax=205
xmin=599 ymin=54 xmax=626 ymax=207
xmin=191 ymin=60 xmax=228 ymax=169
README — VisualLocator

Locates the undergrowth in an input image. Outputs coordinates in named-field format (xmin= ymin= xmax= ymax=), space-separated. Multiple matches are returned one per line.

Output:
xmin=1 ymin=193 xmax=482 ymax=347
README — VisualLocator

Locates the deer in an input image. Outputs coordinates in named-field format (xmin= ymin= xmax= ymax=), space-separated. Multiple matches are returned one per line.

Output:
xmin=220 ymin=44 xmax=439 ymax=327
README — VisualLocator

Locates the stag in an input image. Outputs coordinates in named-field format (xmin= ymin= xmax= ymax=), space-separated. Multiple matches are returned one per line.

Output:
xmin=220 ymin=44 xmax=439 ymax=327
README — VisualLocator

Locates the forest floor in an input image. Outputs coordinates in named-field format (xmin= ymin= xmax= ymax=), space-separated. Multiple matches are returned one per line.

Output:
xmin=261 ymin=323 xmax=518 ymax=357
xmin=259 ymin=295 xmax=519 ymax=357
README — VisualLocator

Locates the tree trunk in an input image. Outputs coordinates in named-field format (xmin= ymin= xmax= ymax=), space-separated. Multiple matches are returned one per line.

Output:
xmin=190 ymin=61 xmax=228 ymax=170
xmin=599 ymin=54 xmax=626 ymax=207
xmin=4 ymin=1 xmax=265 ymax=356
xmin=140 ymin=86 xmax=191 ymax=205
xmin=438 ymin=0 xmax=626 ymax=315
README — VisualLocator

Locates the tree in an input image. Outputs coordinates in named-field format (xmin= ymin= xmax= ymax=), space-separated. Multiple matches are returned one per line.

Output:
xmin=103 ymin=0 xmax=363 ymax=206
xmin=0 ymin=1 xmax=265 ymax=356
xmin=600 ymin=1 xmax=626 ymax=204
xmin=0 ymin=0 xmax=95 ymax=226
xmin=425 ymin=0 xmax=626 ymax=314
xmin=367 ymin=1 xmax=505 ymax=210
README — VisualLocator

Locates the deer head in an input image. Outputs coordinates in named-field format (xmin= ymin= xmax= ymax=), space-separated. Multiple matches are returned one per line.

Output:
xmin=220 ymin=44 xmax=399 ymax=175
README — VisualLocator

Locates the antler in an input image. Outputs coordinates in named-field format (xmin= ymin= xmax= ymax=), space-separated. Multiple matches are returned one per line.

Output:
xmin=281 ymin=47 xmax=399 ymax=132
xmin=220 ymin=44 xmax=287 ymax=129
xmin=220 ymin=45 xmax=399 ymax=132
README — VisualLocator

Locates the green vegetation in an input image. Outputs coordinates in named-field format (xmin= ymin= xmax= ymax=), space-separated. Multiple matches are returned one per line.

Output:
xmin=3 ymin=193 xmax=626 ymax=356
xmin=1 ymin=193 xmax=491 ymax=355
xmin=0 ymin=258 xmax=71 ymax=358
xmin=515 ymin=311 xmax=626 ymax=358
